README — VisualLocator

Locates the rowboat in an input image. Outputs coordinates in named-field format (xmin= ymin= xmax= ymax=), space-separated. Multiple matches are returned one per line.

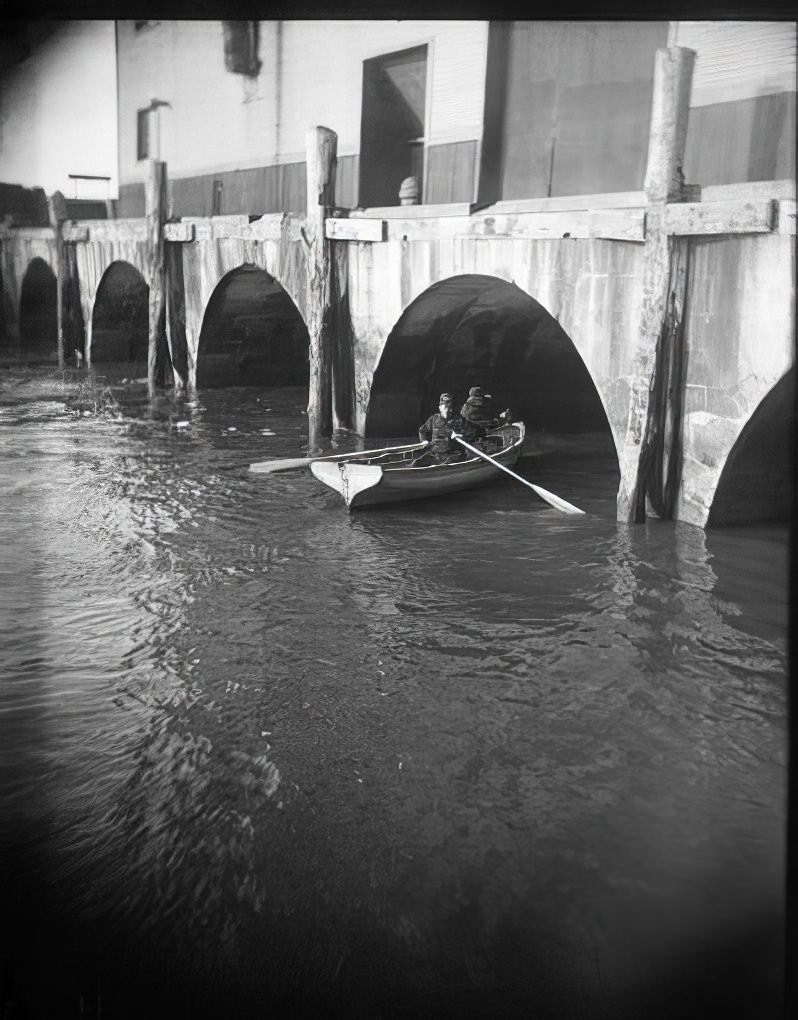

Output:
xmin=310 ymin=423 xmax=526 ymax=510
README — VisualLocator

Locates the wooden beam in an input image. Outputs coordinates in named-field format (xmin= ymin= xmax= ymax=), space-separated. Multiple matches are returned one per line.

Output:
xmin=305 ymin=126 xmax=337 ymax=441
xmin=145 ymin=159 xmax=167 ymax=393
xmin=622 ymin=45 xmax=695 ymax=524
xmin=665 ymin=199 xmax=775 ymax=236
xmin=349 ymin=202 xmax=483 ymax=220
xmin=348 ymin=208 xmax=646 ymax=242
xmin=48 ymin=190 xmax=68 ymax=368
xmin=486 ymin=191 xmax=647 ymax=215
xmin=326 ymin=217 xmax=387 ymax=242
xmin=699 ymin=179 xmax=795 ymax=203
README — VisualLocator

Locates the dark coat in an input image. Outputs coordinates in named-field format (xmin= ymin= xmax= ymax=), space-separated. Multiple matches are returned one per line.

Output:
xmin=419 ymin=411 xmax=465 ymax=455
xmin=460 ymin=396 xmax=498 ymax=438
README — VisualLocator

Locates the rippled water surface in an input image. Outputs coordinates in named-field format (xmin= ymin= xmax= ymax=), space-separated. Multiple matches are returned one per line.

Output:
xmin=0 ymin=372 xmax=788 ymax=1019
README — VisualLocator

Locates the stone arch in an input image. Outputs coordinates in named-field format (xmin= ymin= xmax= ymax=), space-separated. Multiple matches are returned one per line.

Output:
xmin=707 ymin=367 xmax=794 ymax=527
xmin=196 ymin=263 xmax=310 ymax=388
xmin=19 ymin=257 xmax=57 ymax=356
xmin=90 ymin=261 xmax=149 ymax=365
xmin=365 ymin=273 xmax=614 ymax=449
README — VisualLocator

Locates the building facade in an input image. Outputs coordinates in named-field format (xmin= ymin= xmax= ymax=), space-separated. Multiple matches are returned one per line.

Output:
xmin=115 ymin=20 xmax=796 ymax=218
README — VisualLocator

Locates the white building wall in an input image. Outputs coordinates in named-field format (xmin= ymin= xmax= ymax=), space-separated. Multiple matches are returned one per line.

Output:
xmin=0 ymin=21 xmax=118 ymax=197
xmin=669 ymin=21 xmax=796 ymax=106
xmin=117 ymin=20 xmax=488 ymax=184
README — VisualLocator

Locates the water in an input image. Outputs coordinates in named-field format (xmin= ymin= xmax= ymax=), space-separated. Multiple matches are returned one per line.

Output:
xmin=0 ymin=374 xmax=788 ymax=1019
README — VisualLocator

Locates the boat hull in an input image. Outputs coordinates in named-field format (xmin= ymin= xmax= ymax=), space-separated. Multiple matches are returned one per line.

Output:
xmin=310 ymin=425 xmax=525 ymax=509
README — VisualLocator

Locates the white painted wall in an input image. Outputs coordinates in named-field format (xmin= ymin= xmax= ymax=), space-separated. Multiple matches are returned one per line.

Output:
xmin=0 ymin=21 xmax=118 ymax=198
xmin=669 ymin=21 xmax=796 ymax=106
xmin=116 ymin=20 xmax=488 ymax=185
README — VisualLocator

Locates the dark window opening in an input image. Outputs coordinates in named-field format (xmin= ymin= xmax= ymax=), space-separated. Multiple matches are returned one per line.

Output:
xmin=222 ymin=21 xmax=261 ymax=77
xmin=212 ymin=180 xmax=223 ymax=216
xmin=134 ymin=21 xmax=160 ymax=32
xmin=359 ymin=45 xmax=428 ymax=208
xmin=137 ymin=109 xmax=150 ymax=161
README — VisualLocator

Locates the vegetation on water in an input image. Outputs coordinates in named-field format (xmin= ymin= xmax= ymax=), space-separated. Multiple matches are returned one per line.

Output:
xmin=0 ymin=364 xmax=121 ymax=416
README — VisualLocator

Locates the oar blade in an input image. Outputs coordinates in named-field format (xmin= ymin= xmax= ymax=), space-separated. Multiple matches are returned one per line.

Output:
xmin=249 ymin=457 xmax=312 ymax=474
xmin=529 ymin=482 xmax=585 ymax=515
xmin=452 ymin=434 xmax=585 ymax=515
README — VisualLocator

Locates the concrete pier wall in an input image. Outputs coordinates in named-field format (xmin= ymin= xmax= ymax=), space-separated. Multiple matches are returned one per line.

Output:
xmin=1 ymin=186 xmax=794 ymax=529
xmin=345 ymin=234 xmax=644 ymax=457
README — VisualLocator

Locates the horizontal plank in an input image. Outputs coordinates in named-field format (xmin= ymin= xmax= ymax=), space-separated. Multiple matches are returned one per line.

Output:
xmin=349 ymin=202 xmax=481 ymax=219
xmin=777 ymin=199 xmax=796 ymax=235
xmin=163 ymin=221 xmax=195 ymax=242
xmin=665 ymin=199 xmax=775 ymax=235
xmin=3 ymin=226 xmax=56 ymax=240
xmin=698 ymin=179 xmax=795 ymax=203
xmin=326 ymin=217 xmax=387 ymax=242
xmin=484 ymin=190 xmax=647 ymax=215
xmin=369 ymin=208 xmax=646 ymax=242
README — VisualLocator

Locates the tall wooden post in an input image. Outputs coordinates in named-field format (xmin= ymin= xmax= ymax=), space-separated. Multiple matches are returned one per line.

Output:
xmin=619 ymin=47 xmax=695 ymax=523
xmin=304 ymin=126 xmax=337 ymax=446
xmin=48 ymin=190 xmax=68 ymax=368
xmin=145 ymin=159 xmax=168 ymax=394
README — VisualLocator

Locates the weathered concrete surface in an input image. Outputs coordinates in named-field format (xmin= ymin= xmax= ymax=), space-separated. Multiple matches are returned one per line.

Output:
xmin=345 ymin=234 xmax=644 ymax=459
xmin=0 ymin=228 xmax=59 ymax=343
xmin=176 ymin=220 xmax=310 ymax=393
xmin=679 ymin=233 xmax=795 ymax=527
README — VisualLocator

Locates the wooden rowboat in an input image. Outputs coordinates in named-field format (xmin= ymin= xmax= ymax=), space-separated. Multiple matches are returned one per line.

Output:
xmin=310 ymin=423 xmax=526 ymax=510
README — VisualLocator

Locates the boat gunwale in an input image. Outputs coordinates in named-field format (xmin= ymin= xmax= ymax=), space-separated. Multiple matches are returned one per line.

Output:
xmin=340 ymin=424 xmax=525 ymax=475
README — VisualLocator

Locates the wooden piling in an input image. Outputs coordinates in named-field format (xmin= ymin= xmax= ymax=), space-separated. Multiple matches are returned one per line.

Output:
xmin=145 ymin=159 xmax=168 ymax=393
xmin=304 ymin=126 xmax=337 ymax=444
xmin=620 ymin=47 xmax=695 ymax=523
xmin=47 ymin=190 xmax=68 ymax=368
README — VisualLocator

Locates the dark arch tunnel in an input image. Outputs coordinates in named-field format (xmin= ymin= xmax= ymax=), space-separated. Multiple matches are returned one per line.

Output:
xmin=19 ymin=257 xmax=57 ymax=356
xmin=197 ymin=265 xmax=310 ymax=389
xmin=707 ymin=367 xmax=794 ymax=527
xmin=366 ymin=274 xmax=613 ymax=445
xmin=91 ymin=261 xmax=149 ymax=365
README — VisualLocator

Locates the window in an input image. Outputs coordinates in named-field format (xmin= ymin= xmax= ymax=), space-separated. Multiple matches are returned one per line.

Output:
xmin=137 ymin=108 xmax=150 ymax=161
xmin=222 ymin=21 xmax=260 ymax=76
xmin=135 ymin=21 xmax=159 ymax=32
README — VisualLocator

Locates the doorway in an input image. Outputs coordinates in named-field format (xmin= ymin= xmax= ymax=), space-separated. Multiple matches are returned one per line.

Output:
xmin=359 ymin=44 xmax=428 ymax=208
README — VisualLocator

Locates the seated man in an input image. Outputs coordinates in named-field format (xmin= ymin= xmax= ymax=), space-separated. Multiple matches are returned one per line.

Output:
xmin=459 ymin=387 xmax=513 ymax=445
xmin=414 ymin=392 xmax=466 ymax=466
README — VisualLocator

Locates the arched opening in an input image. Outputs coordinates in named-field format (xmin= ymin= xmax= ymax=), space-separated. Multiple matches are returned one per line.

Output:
xmin=707 ymin=368 xmax=794 ymax=527
xmin=19 ymin=258 xmax=57 ymax=356
xmin=366 ymin=274 xmax=612 ymax=441
xmin=197 ymin=265 xmax=310 ymax=388
xmin=91 ymin=261 xmax=149 ymax=364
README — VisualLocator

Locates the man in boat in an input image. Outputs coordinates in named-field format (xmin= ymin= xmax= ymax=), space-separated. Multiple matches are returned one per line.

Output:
xmin=414 ymin=393 xmax=467 ymax=466
xmin=459 ymin=387 xmax=513 ymax=446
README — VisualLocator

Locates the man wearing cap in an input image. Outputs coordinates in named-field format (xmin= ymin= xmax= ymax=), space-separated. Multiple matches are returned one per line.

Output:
xmin=415 ymin=393 xmax=466 ymax=465
xmin=460 ymin=386 xmax=513 ymax=444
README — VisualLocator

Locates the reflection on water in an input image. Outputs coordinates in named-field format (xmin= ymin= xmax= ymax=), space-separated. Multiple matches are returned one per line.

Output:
xmin=0 ymin=377 xmax=788 ymax=1019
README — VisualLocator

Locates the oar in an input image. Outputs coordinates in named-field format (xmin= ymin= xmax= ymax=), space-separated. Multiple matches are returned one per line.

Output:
xmin=249 ymin=440 xmax=422 ymax=474
xmin=452 ymin=434 xmax=585 ymax=515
